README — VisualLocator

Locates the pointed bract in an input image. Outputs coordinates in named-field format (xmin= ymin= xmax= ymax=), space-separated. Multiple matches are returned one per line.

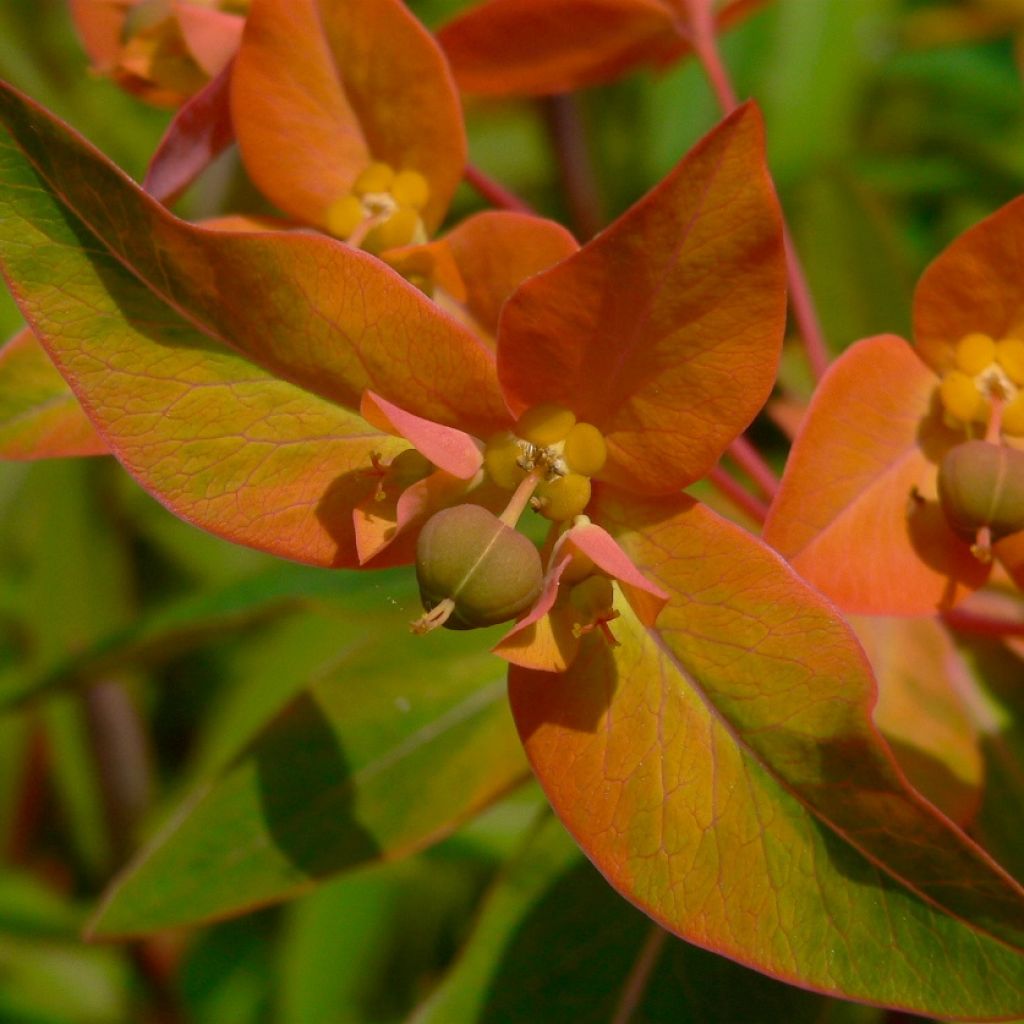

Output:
xmin=764 ymin=335 xmax=989 ymax=614
xmin=498 ymin=103 xmax=785 ymax=495
xmin=232 ymin=0 xmax=466 ymax=232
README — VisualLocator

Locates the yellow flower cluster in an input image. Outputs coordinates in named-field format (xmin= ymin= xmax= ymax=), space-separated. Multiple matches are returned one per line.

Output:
xmin=325 ymin=161 xmax=430 ymax=253
xmin=484 ymin=403 xmax=608 ymax=521
xmin=938 ymin=332 xmax=1024 ymax=436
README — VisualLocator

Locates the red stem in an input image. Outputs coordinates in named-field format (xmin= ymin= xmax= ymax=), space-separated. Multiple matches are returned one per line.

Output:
xmin=677 ymin=0 xmax=830 ymax=382
xmin=464 ymin=162 xmax=537 ymax=215
xmin=942 ymin=608 xmax=1024 ymax=638
xmin=725 ymin=435 xmax=778 ymax=501
xmin=707 ymin=465 xmax=768 ymax=525
xmin=542 ymin=93 xmax=604 ymax=239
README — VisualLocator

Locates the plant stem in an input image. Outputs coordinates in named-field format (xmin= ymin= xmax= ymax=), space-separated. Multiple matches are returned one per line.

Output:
xmin=611 ymin=924 xmax=669 ymax=1024
xmin=542 ymin=93 xmax=604 ymax=239
xmin=464 ymin=162 xmax=538 ymax=215
xmin=678 ymin=0 xmax=830 ymax=382
xmin=707 ymin=465 xmax=768 ymax=525
xmin=725 ymin=435 xmax=778 ymax=501
xmin=942 ymin=608 xmax=1024 ymax=638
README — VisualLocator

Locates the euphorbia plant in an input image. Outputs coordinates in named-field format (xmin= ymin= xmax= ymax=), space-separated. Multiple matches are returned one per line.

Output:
xmin=2 ymin=1 xmax=1024 ymax=1019
xmin=765 ymin=196 xmax=1024 ymax=614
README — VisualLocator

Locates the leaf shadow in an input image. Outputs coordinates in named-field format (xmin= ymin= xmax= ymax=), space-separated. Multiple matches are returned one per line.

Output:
xmin=475 ymin=825 xmax=839 ymax=1023
xmin=252 ymin=691 xmax=381 ymax=879
xmin=510 ymin=634 xmax=619 ymax=741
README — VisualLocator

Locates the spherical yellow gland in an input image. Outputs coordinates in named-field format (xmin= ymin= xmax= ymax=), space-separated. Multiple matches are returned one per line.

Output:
xmin=954 ymin=332 xmax=996 ymax=375
xmin=996 ymin=337 xmax=1024 ymax=386
xmin=939 ymin=371 xmax=986 ymax=425
xmin=388 ymin=448 xmax=432 ymax=486
xmin=569 ymin=574 xmax=615 ymax=619
xmin=563 ymin=422 xmax=607 ymax=476
xmin=483 ymin=432 xmax=526 ymax=490
xmin=391 ymin=170 xmax=430 ymax=211
xmin=1002 ymin=393 xmax=1024 ymax=437
xmin=325 ymin=194 xmax=365 ymax=239
xmin=352 ymin=161 xmax=395 ymax=196
xmin=534 ymin=473 xmax=591 ymax=521
xmin=363 ymin=207 xmax=421 ymax=254
xmin=515 ymin=404 xmax=576 ymax=446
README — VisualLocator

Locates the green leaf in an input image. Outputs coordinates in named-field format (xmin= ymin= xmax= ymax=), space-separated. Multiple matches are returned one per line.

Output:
xmin=510 ymin=491 xmax=1024 ymax=1017
xmin=88 ymin=620 xmax=528 ymax=936
xmin=0 ymin=326 xmax=106 ymax=459
xmin=0 ymin=561 xmax=400 ymax=709
xmin=414 ymin=813 xmax=881 ymax=1024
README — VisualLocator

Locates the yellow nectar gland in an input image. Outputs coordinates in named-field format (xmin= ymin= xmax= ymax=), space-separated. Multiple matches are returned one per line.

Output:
xmin=483 ymin=404 xmax=608 ymax=521
xmin=324 ymin=161 xmax=431 ymax=253
xmin=938 ymin=332 xmax=1024 ymax=437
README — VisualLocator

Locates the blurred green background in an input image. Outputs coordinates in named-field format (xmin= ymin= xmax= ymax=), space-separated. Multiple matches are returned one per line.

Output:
xmin=1 ymin=1 xmax=1022 ymax=1021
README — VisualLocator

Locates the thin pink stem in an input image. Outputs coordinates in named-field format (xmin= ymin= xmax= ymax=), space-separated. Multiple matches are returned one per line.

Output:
xmin=677 ymin=0 xmax=830 ymax=382
xmin=725 ymin=435 xmax=778 ymax=501
xmin=464 ymin=162 xmax=537 ymax=215
xmin=942 ymin=608 xmax=1024 ymax=638
xmin=611 ymin=925 xmax=669 ymax=1024
xmin=707 ymin=465 xmax=768 ymax=525
xmin=543 ymin=93 xmax=604 ymax=239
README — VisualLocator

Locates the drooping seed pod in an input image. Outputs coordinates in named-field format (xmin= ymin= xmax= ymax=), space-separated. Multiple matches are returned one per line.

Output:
xmin=937 ymin=440 xmax=1024 ymax=542
xmin=415 ymin=505 xmax=543 ymax=630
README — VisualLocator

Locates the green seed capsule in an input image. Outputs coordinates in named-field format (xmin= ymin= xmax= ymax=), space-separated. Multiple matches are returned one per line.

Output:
xmin=937 ymin=440 xmax=1024 ymax=541
xmin=415 ymin=505 xmax=543 ymax=630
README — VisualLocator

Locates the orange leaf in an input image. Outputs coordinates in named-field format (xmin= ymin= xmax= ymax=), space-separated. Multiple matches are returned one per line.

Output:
xmin=0 ymin=327 xmax=107 ymax=460
xmin=439 ymin=0 xmax=772 ymax=96
xmin=439 ymin=0 xmax=684 ymax=97
xmin=231 ymin=0 xmax=466 ymax=232
xmin=0 ymin=83 xmax=507 ymax=439
xmin=764 ymin=335 xmax=989 ymax=614
xmin=915 ymin=195 xmax=1024 ymax=375
xmin=498 ymin=103 xmax=785 ymax=495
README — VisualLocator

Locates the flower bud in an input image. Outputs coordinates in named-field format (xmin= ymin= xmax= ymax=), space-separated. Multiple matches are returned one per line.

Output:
xmin=937 ymin=440 xmax=1024 ymax=541
xmin=415 ymin=505 xmax=543 ymax=630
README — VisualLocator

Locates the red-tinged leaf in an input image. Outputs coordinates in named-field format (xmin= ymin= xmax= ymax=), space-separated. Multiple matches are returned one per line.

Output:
xmin=360 ymin=391 xmax=483 ymax=480
xmin=88 ymin=622 xmax=528 ymax=936
xmin=439 ymin=0 xmax=684 ymax=97
xmin=498 ymin=104 xmax=786 ymax=496
xmin=0 ymin=107 xmax=418 ymax=567
xmin=0 ymin=83 xmax=508 ymax=439
xmin=386 ymin=212 xmax=578 ymax=347
xmin=231 ymin=0 xmax=465 ymax=232
xmin=143 ymin=62 xmax=236 ymax=205
xmin=438 ymin=0 xmax=771 ymax=97
xmin=915 ymin=195 xmax=1024 ymax=375
xmin=763 ymin=335 xmax=989 ymax=615
xmin=854 ymin=615 xmax=983 ymax=826
xmin=0 ymin=327 xmax=107 ymax=460
xmin=413 ymin=813 xmax=878 ymax=1024
xmin=174 ymin=2 xmax=244 ymax=76
xmin=440 ymin=212 xmax=578 ymax=341
xmin=510 ymin=490 xmax=1024 ymax=1015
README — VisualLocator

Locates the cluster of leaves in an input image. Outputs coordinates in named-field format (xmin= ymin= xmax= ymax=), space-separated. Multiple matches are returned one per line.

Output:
xmin=2 ymin=0 xmax=1024 ymax=1021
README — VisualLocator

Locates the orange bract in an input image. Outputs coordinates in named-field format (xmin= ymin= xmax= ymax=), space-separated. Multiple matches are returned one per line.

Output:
xmin=766 ymin=196 xmax=1024 ymax=614
xmin=438 ymin=0 xmax=772 ymax=96
xmin=231 ymin=0 xmax=466 ymax=232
